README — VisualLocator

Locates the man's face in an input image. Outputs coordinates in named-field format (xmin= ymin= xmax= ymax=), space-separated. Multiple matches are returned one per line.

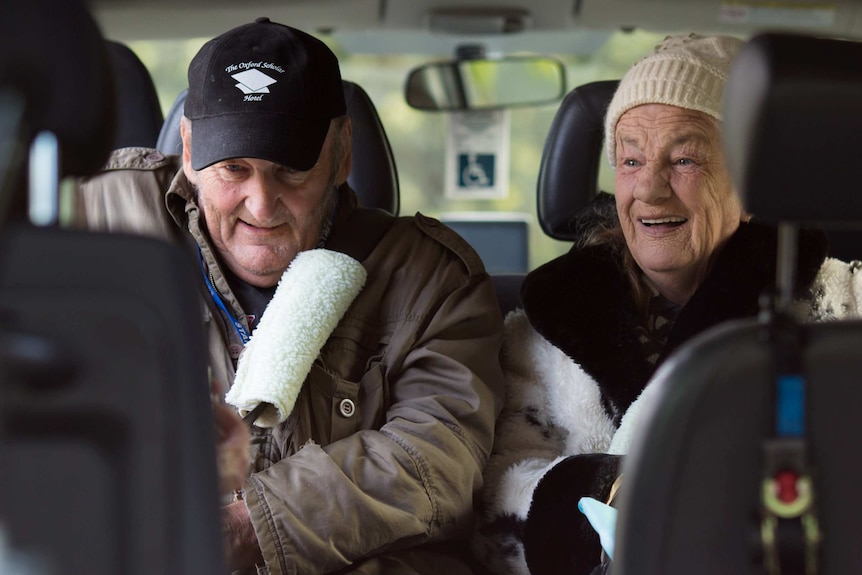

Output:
xmin=613 ymin=104 xmax=743 ymax=304
xmin=182 ymin=119 xmax=351 ymax=288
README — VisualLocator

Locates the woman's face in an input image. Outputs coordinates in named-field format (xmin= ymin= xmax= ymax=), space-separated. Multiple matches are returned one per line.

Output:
xmin=613 ymin=104 xmax=743 ymax=305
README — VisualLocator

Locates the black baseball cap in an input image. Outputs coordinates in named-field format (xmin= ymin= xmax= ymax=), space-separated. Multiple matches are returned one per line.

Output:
xmin=185 ymin=17 xmax=346 ymax=171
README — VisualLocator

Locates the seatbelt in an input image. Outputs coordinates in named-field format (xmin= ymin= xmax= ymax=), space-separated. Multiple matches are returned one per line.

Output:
xmin=758 ymin=224 xmax=822 ymax=575
xmin=236 ymin=205 xmax=395 ymax=428
xmin=760 ymin=312 xmax=821 ymax=575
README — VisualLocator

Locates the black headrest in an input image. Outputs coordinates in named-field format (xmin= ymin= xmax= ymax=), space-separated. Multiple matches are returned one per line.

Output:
xmin=342 ymin=80 xmax=400 ymax=216
xmin=156 ymin=88 xmax=187 ymax=157
xmin=156 ymin=80 xmax=400 ymax=215
xmin=537 ymin=80 xmax=618 ymax=241
xmin=724 ymin=33 xmax=862 ymax=226
xmin=107 ymin=41 xmax=164 ymax=150
xmin=0 ymin=0 xmax=115 ymax=179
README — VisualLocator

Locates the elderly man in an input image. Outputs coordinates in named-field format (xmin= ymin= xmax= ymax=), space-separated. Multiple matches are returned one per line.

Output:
xmin=75 ymin=18 xmax=504 ymax=575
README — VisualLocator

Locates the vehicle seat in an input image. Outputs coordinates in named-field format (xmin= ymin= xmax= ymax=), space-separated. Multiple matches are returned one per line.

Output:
xmin=106 ymin=40 xmax=164 ymax=149
xmin=613 ymin=32 xmax=862 ymax=575
xmin=492 ymin=79 xmax=619 ymax=316
xmin=154 ymin=87 xmax=186 ymax=156
xmin=0 ymin=2 xmax=225 ymax=573
xmin=537 ymin=79 xmax=619 ymax=241
xmin=342 ymin=79 xmax=400 ymax=215
xmin=156 ymin=80 xmax=400 ymax=215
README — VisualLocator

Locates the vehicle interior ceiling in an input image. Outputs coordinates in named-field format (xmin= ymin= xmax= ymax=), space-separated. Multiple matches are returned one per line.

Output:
xmin=84 ymin=0 xmax=862 ymax=277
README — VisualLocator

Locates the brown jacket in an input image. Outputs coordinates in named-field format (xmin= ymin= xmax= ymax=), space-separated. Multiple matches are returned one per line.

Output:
xmin=74 ymin=147 xmax=505 ymax=574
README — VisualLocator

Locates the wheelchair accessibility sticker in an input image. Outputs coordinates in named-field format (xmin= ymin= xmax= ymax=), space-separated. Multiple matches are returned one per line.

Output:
xmin=459 ymin=154 xmax=494 ymax=188
xmin=446 ymin=110 xmax=509 ymax=199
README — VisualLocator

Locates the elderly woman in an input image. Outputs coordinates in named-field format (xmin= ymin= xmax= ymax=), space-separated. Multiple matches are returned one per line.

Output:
xmin=471 ymin=33 xmax=862 ymax=575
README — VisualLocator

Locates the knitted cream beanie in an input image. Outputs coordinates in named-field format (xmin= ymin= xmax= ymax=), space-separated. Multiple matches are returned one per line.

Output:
xmin=604 ymin=33 xmax=745 ymax=166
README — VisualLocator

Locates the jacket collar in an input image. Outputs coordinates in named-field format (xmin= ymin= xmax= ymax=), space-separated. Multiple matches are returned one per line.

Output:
xmin=521 ymin=220 xmax=828 ymax=416
xmin=165 ymin=166 xmax=195 ymax=229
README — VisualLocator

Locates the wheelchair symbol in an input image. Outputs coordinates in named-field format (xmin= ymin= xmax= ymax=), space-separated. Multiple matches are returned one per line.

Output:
xmin=460 ymin=154 xmax=493 ymax=188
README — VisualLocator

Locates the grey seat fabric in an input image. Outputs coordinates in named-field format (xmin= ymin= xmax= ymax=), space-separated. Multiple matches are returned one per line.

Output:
xmin=615 ymin=320 xmax=862 ymax=574
xmin=107 ymin=40 xmax=164 ymax=149
xmin=156 ymin=80 xmax=400 ymax=215
xmin=613 ymin=32 xmax=862 ymax=575
xmin=0 ymin=2 xmax=225 ymax=573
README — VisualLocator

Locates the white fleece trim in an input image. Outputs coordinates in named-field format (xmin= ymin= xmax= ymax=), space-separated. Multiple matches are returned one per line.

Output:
xmin=608 ymin=380 xmax=660 ymax=455
xmin=225 ymin=249 xmax=367 ymax=427
xmin=487 ymin=310 xmax=617 ymax=518
xmin=474 ymin=310 xmax=616 ymax=575
xmin=498 ymin=456 xmax=568 ymax=519
xmin=802 ymin=257 xmax=862 ymax=320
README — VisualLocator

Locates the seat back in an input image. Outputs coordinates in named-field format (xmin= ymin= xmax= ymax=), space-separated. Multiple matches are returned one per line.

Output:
xmin=614 ymin=32 xmax=862 ymax=575
xmin=615 ymin=320 xmax=862 ymax=574
xmin=0 ymin=2 xmax=225 ymax=573
xmin=0 ymin=227 xmax=225 ymax=575
xmin=107 ymin=40 xmax=164 ymax=149
xmin=156 ymin=80 xmax=400 ymax=215
xmin=0 ymin=0 xmax=116 ymax=226
xmin=536 ymin=79 xmax=618 ymax=241
xmin=491 ymin=273 xmax=526 ymax=317
xmin=155 ymin=87 xmax=186 ymax=156
xmin=488 ymin=79 xmax=618 ymax=316
xmin=441 ymin=212 xmax=530 ymax=275
xmin=342 ymin=79 xmax=400 ymax=215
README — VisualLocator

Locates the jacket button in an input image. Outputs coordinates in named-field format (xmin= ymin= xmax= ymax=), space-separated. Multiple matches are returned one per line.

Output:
xmin=338 ymin=398 xmax=355 ymax=418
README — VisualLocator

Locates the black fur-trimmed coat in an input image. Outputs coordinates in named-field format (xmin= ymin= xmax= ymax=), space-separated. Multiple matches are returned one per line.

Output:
xmin=472 ymin=220 xmax=862 ymax=575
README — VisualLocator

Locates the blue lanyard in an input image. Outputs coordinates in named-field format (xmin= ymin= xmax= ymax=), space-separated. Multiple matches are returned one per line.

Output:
xmin=196 ymin=246 xmax=251 ymax=345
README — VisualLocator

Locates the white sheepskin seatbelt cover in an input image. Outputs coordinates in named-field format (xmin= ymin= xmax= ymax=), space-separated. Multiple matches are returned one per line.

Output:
xmin=225 ymin=249 xmax=367 ymax=427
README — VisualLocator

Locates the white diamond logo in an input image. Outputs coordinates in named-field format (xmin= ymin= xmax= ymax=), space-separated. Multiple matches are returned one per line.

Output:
xmin=232 ymin=69 xmax=277 ymax=95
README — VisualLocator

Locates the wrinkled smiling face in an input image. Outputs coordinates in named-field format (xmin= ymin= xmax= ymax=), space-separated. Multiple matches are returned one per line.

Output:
xmin=182 ymin=119 xmax=350 ymax=288
xmin=613 ymin=103 xmax=743 ymax=303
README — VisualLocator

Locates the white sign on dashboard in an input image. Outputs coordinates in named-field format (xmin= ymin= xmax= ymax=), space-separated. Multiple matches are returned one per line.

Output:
xmin=445 ymin=109 xmax=510 ymax=199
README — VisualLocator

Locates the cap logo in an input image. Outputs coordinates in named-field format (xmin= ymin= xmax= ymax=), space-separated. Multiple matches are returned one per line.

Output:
xmin=225 ymin=62 xmax=285 ymax=101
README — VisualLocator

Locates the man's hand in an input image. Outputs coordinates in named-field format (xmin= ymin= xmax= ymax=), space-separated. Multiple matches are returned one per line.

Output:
xmin=213 ymin=402 xmax=250 ymax=494
xmin=222 ymin=499 xmax=264 ymax=570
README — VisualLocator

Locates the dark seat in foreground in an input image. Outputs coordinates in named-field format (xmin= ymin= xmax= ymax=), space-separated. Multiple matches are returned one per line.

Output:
xmin=106 ymin=40 xmax=164 ymax=149
xmin=613 ymin=32 xmax=862 ymax=575
xmin=0 ymin=1 xmax=225 ymax=573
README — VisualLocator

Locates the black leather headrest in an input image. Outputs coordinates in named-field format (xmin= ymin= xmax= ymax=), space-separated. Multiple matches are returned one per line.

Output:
xmin=724 ymin=33 xmax=862 ymax=226
xmin=0 ymin=0 xmax=115 ymax=178
xmin=342 ymin=80 xmax=399 ymax=216
xmin=107 ymin=41 xmax=164 ymax=150
xmin=537 ymin=80 xmax=618 ymax=241
xmin=156 ymin=80 xmax=400 ymax=215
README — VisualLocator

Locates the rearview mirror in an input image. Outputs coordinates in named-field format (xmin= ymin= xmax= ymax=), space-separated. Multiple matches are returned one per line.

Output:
xmin=405 ymin=55 xmax=566 ymax=111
